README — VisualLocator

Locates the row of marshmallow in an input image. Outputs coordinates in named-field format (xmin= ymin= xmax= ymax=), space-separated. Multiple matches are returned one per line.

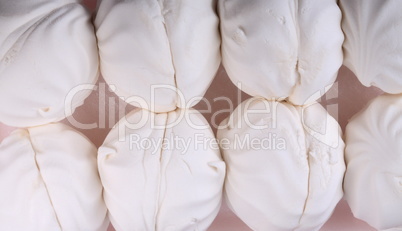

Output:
xmin=0 ymin=109 xmax=224 ymax=231
xmin=1 ymin=93 xmax=401 ymax=231
xmin=1 ymin=0 xmax=402 ymax=230
xmin=2 ymin=0 xmax=402 ymax=126
xmin=221 ymin=94 xmax=402 ymax=230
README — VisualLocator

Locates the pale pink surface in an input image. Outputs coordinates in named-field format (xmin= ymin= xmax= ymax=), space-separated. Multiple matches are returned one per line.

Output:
xmin=0 ymin=0 xmax=384 ymax=230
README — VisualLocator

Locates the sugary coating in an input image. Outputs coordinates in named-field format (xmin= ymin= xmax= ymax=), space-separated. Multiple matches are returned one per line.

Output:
xmin=0 ymin=0 xmax=99 ymax=127
xmin=95 ymin=0 xmax=221 ymax=112
xmin=344 ymin=94 xmax=402 ymax=230
xmin=340 ymin=0 xmax=402 ymax=93
xmin=217 ymin=98 xmax=345 ymax=230
xmin=98 ymin=108 xmax=226 ymax=231
xmin=0 ymin=123 xmax=108 ymax=231
xmin=219 ymin=0 xmax=343 ymax=105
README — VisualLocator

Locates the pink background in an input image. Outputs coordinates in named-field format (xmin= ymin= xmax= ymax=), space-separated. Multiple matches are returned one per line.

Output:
xmin=0 ymin=1 xmax=384 ymax=230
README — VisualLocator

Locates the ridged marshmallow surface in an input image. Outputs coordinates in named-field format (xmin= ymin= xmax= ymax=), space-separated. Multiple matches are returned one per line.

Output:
xmin=219 ymin=0 xmax=344 ymax=105
xmin=217 ymin=98 xmax=345 ymax=230
xmin=0 ymin=123 xmax=108 ymax=231
xmin=0 ymin=0 xmax=99 ymax=127
xmin=98 ymin=108 xmax=226 ymax=231
xmin=344 ymin=94 xmax=402 ymax=230
xmin=95 ymin=0 xmax=221 ymax=112
xmin=340 ymin=0 xmax=402 ymax=93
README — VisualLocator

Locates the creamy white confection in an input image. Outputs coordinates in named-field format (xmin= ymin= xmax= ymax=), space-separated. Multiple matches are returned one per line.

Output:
xmin=98 ymin=108 xmax=225 ymax=231
xmin=0 ymin=0 xmax=99 ymax=127
xmin=344 ymin=94 xmax=402 ymax=230
xmin=219 ymin=0 xmax=343 ymax=105
xmin=217 ymin=98 xmax=345 ymax=231
xmin=340 ymin=0 xmax=402 ymax=93
xmin=95 ymin=0 xmax=221 ymax=112
xmin=0 ymin=123 xmax=108 ymax=231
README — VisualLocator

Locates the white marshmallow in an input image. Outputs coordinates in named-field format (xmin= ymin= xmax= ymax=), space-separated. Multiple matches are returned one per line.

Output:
xmin=0 ymin=0 xmax=99 ymax=127
xmin=94 ymin=0 xmax=221 ymax=112
xmin=0 ymin=123 xmax=108 ymax=231
xmin=217 ymin=98 xmax=345 ymax=230
xmin=340 ymin=0 xmax=402 ymax=93
xmin=219 ymin=0 xmax=343 ymax=105
xmin=98 ymin=108 xmax=226 ymax=231
xmin=344 ymin=94 xmax=402 ymax=230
